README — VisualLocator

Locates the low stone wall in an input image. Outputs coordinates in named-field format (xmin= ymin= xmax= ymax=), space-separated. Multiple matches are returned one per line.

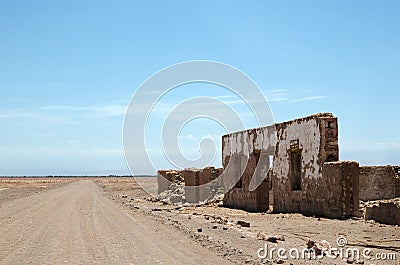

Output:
xmin=157 ymin=167 xmax=222 ymax=203
xmin=365 ymin=199 xmax=400 ymax=225
xmin=183 ymin=167 xmax=222 ymax=203
xmin=359 ymin=166 xmax=400 ymax=201
xmin=321 ymin=161 xmax=359 ymax=218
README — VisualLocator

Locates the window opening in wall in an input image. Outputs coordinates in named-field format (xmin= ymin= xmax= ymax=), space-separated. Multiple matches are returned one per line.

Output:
xmin=234 ymin=156 xmax=243 ymax=188
xmin=290 ymin=150 xmax=302 ymax=191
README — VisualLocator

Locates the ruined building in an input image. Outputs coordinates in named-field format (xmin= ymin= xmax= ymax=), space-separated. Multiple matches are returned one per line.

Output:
xmin=157 ymin=167 xmax=223 ymax=204
xmin=222 ymin=113 xmax=359 ymax=218
xmin=157 ymin=112 xmax=399 ymax=223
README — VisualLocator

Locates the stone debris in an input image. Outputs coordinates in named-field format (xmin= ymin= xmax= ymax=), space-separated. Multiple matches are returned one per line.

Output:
xmin=156 ymin=183 xmax=184 ymax=204
xmin=306 ymin=239 xmax=332 ymax=256
xmin=156 ymin=168 xmax=225 ymax=206
xmin=237 ymin=220 xmax=250 ymax=227
xmin=203 ymin=214 xmax=230 ymax=225
xmin=256 ymin=232 xmax=285 ymax=243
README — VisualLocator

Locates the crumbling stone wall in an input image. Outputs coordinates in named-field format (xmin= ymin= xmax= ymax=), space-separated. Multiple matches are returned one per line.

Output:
xmin=157 ymin=170 xmax=183 ymax=194
xmin=321 ymin=161 xmax=359 ymax=218
xmin=222 ymin=151 xmax=269 ymax=211
xmin=359 ymin=166 xmax=400 ymax=201
xmin=273 ymin=113 xmax=339 ymax=214
xmin=221 ymin=113 xmax=360 ymax=218
xmin=222 ymin=126 xmax=276 ymax=212
xmin=365 ymin=199 xmax=400 ymax=225
xmin=157 ymin=167 xmax=222 ymax=203
xmin=183 ymin=167 xmax=222 ymax=203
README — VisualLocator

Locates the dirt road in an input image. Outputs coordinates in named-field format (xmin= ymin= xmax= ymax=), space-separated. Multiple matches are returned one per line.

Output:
xmin=0 ymin=180 xmax=229 ymax=264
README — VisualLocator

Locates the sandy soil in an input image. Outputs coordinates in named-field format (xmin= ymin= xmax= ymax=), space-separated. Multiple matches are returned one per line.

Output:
xmin=0 ymin=179 xmax=229 ymax=265
xmin=0 ymin=177 xmax=399 ymax=265
xmin=97 ymin=177 xmax=400 ymax=265
xmin=0 ymin=178 xmax=76 ymax=204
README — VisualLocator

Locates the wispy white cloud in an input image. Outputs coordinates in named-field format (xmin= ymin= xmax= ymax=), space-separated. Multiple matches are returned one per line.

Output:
xmin=179 ymin=134 xmax=197 ymax=141
xmin=52 ymin=140 xmax=79 ymax=146
xmin=269 ymin=89 xmax=288 ymax=93
xmin=0 ymin=102 xmax=128 ymax=125
xmin=0 ymin=110 xmax=74 ymax=124
xmin=213 ymin=95 xmax=238 ymax=100
xmin=341 ymin=141 xmax=400 ymax=152
xmin=0 ymin=145 xmax=123 ymax=158
xmin=266 ymin=90 xmax=289 ymax=102
xmin=41 ymin=104 xmax=127 ymax=117
xmin=179 ymin=133 xmax=221 ymax=142
xmin=265 ymin=89 xmax=327 ymax=103
xmin=200 ymin=133 xmax=221 ymax=141
xmin=291 ymin=95 xmax=328 ymax=103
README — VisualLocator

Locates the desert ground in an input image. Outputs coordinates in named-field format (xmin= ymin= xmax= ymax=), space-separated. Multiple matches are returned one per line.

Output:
xmin=0 ymin=177 xmax=398 ymax=265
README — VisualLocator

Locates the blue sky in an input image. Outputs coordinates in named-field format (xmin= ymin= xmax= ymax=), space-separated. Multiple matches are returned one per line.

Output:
xmin=0 ymin=1 xmax=399 ymax=175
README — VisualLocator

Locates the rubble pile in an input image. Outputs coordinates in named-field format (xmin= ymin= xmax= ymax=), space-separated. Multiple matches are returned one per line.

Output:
xmin=156 ymin=182 xmax=184 ymax=204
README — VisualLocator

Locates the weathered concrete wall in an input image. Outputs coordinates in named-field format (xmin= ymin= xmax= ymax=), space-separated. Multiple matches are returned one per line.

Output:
xmin=222 ymin=113 xmax=358 ymax=218
xmin=222 ymin=152 xmax=269 ymax=211
xmin=273 ymin=114 xmax=339 ymax=214
xmin=158 ymin=167 xmax=222 ymax=203
xmin=321 ymin=161 xmax=359 ymax=218
xmin=359 ymin=166 xmax=400 ymax=201
xmin=365 ymin=200 xmax=400 ymax=225
xmin=182 ymin=169 xmax=197 ymax=203
xmin=183 ymin=167 xmax=222 ymax=203
xmin=222 ymin=126 xmax=275 ymax=212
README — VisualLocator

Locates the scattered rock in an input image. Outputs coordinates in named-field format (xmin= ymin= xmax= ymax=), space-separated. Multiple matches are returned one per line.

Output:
xmin=306 ymin=239 xmax=332 ymax=256
xmin=156 ymin=183 xmax=184 ymax=204
xmin=170 ymin=194 xmax=183 ymax=204
xmin=237 ymin=220 xmax=250 ymax=227
xmin=257 ymin=232 xmax=285 ymax=243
